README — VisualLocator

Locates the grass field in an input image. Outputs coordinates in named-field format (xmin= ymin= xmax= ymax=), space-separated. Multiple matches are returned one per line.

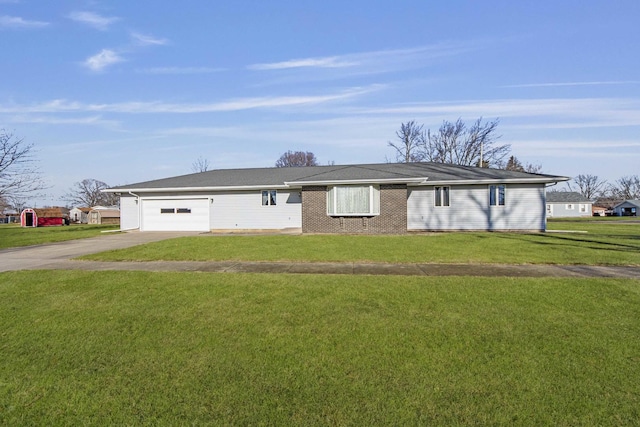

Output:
xmin=80 ymin=220 xmax=640 ymax=266
xmin=0 ymin=224 xmax=119 ymax=249
xmin=1 ymin=270 xmax=639 ymax=425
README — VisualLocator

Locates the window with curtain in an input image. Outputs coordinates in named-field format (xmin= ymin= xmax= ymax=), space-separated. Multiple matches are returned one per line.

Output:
xmin=327 ymin=185 xmax=380 ymax=216
xmin=489 ymin=185 xmax=506 ymax=206
xmin=434 ymin=186 xmax=450 ymax=207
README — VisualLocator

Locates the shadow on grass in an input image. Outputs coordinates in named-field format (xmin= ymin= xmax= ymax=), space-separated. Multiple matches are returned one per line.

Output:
xmin=493 ymin=232 xmax=640 ymax=254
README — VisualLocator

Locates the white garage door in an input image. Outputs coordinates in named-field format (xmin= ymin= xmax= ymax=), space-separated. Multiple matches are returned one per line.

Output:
xmin=141 ymin=199 xmax=210 ymax=231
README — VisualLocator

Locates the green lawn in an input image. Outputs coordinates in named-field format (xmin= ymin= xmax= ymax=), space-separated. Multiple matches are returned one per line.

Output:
xmin=81 ymin=220 xmax=640 ymax=266
xmin=1 ymin=270 xmax=639 ymax=425
xmin=0 ymin=224 xmax=119 ymax=249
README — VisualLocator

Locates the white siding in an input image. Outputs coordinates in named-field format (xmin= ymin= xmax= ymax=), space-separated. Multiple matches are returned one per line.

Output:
xmin=408 ymin=184 xmax=546 ymax=231
xmin=210 ymin=190 xmax=301 ymax=230
xmin=119 ymin=195 xmax=139 ymax=230
xmin=547 ymin=202 xmax=592 ymax=218
xmin=141 ymin=199 xmax=210 ymax=231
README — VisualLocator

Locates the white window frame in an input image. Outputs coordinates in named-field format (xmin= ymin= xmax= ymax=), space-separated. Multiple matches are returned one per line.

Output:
xmin=262 ymin=190 xmax=277 ymax=206
xmin=434 ymin=186 xmax=450 ymax=207
xmin=327 ymin=185 xmax=380 ymax=216
xmin=566 ymin=204 xmax=574 ymax=210
xmin=579 ymin=204 xmax=588 ymax=213
xmin=489 ymin=184 xmax=506 ymax=207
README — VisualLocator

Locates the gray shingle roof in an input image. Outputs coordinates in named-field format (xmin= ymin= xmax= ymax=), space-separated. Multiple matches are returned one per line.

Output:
xmin=108 ymin=162 xmax=568 ymax=192
xmin=546 ymin=191 xmax=592 ymax=203
xmin=614 ymin=200 xmax=640 ymax=209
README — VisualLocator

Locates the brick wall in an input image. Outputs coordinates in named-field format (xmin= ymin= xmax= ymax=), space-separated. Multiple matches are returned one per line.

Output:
xmin=302 ymin=184 xmax=407 ymax=234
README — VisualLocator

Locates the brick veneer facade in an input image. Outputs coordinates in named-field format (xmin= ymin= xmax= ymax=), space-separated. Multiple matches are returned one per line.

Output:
xmin=301 ymin=184 xmax=408 ymax=234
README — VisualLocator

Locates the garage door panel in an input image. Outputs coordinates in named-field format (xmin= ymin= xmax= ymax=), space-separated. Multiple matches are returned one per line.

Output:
xmin=142 ymin=199 xmax=210 ymax=231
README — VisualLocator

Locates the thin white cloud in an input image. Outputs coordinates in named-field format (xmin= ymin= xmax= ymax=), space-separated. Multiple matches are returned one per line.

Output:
xmin=0 ymin=86 xmax=380 ymax=114
xmin=249 ymin=56 xmax=357 ymax=70
xmin=130 ymin=32 xmax=168 ymax=46
xmin=136 ymin=67 xmax=225 ymax=75
xmin=68 ymin=11 xmax=119 ymax=31
xmin=83 ymin=49 xmax=124 ymax=72
xmin=358 ymin=98 xmax=640 ymax=127
xmin=248 ymin=43 xmax=479 ymax=74
xmin=502 ymin=81 xmax=640 ymax=88
xmin=6 ymin=114 xmax=118 ymax=126
xmin=0 ymin=15 xmax=49 ymax=28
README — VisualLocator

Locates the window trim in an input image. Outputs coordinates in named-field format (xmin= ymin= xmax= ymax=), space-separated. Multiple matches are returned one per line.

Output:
xmin=261 ymin=190 xmax=277 ymax=206
xmin=566 ymin=204 xmax=574 ymax=210
xmin=489 ymin=184 xmax=506 ymax=207
xmin=327 ymin=185 xmax=380 ymax=216
xmin=434 ymin=186 xmax=450 ymax=207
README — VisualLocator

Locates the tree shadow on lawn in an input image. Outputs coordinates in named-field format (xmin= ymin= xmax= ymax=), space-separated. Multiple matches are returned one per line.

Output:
xmin=492 ymin=232 xmax=640 ymax=254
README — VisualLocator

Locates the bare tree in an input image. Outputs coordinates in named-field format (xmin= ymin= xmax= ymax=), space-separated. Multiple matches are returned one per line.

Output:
xmin=275 ymin=150 xmax=318 ymax=167
xmin=610 ymin=175 xmax=640 ymax=200
xmin=422 ymin=118 xmax=509 ymax=167
xmin=65 ymin=179 xmax=118 ymax=207
xmin=388 ymin=121 xmax=426 ymax=163
xmin=566 ymin=174 xmax=608 ymax=200
xmin=504 ymin=155 xmax=542 ymax=174
xmin=192 ymin=156 xmax=210 ymax=173
xmin=0 ymin=130 xmax=47 ymax=204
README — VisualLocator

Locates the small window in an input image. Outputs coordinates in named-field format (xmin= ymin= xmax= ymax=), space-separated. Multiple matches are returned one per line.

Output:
xmin=489 ymin=185 xmax=506 ymax=206
xmin=161 ymin=208 xmax=175 ymax=214
xmin=262 ymin=190 xmax=277 ymax=206
xmin=579 ymin=204 xmax=587 ymax=213
xmin=566 ymin=204 xmax=574 ymax=210
xmin=176 ymin=208 xmax=191 ymax=214
xmin=435 ymin=186 xmax=450 ymax=207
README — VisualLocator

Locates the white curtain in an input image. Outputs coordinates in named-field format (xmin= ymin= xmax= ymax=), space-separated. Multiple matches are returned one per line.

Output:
xmin=336 ymin=186 xmax=369 ymax=214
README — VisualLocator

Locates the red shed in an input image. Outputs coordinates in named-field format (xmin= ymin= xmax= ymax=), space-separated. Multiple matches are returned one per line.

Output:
xmin=21 ymin=207 xmax=70 ymax=227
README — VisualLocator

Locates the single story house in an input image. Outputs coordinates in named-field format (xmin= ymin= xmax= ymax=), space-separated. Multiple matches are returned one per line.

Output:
xmin=0 ymin=210 xmax=19 ymax=224
xmin=88 ymin=207 xmax=120 ymax=225
xmin=592 ymin=206 xmax=607 ymax=217
xmin=613 ymin=200 xmax=640 ymax=216
xmin=20 ymin=207 xmax=70 ymax=227
xmin=69 ymin=207 xmax=91 ymax=223
xmin=545 ymin=192 xmax=592 ymax=218
xmin=104 ymin=162 xmax=569 ymax=234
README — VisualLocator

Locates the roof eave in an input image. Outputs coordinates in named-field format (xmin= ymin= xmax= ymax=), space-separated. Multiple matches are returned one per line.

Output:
xmin=284 ymin=177 xmax=429 ymax=186
xmin=411 ymin=176 xmax=570 ymax=186
xmin=103 ymin=184 xmax=294 ymax=193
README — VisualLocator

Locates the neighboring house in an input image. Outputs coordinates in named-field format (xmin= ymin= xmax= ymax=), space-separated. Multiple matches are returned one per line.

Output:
xmin=88 ymin=207 xmax=120 ymax=225
xmin=104 ymin=162 xmax=568 ymax=234
xmin=613 ymin=200 xmax=640 ymax=216
xmin=545 ymin=192 xmax=592 ymax=218
xmin=592 ymin=206 xmax=607 ymax=217
xmin=69 ymin=207 xmax=91 ymax=223
xmin=20 ymin=207 xmax=70 ymax=227
xmin=0 ymin=210 xmax=19 ymax=224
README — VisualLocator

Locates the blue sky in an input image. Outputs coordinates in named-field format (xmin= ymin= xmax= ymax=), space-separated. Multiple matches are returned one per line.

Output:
xmin=1 ymin=0 xmax=639 ymax=206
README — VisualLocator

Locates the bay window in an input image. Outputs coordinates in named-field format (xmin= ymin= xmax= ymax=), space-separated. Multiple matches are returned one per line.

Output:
xmin=327 ymin=185 xmax=380 ymax=216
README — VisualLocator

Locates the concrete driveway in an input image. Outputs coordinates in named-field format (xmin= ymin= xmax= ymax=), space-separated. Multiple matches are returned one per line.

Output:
xmin=0 ymin=231 xmax=196 ymax=272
